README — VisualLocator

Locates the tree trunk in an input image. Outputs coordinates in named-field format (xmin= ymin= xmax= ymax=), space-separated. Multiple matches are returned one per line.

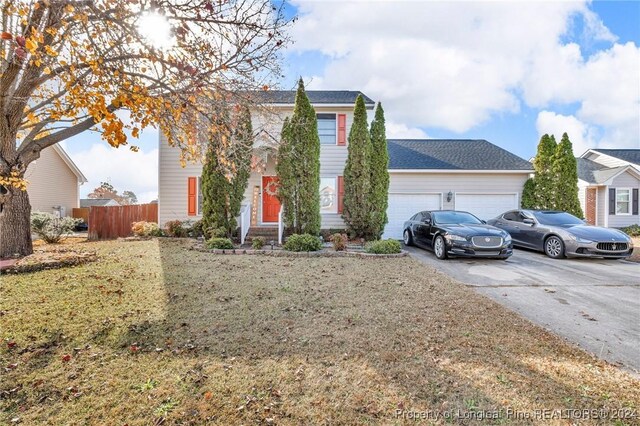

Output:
xmin=0 ymin=188 xmax=33 ymax=258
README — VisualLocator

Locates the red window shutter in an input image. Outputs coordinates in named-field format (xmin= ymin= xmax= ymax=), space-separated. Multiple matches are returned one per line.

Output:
xmin=337 ymin=114 xmax=346 ymax=146
xmin=337 ymin=176 xmax=344 ymax=214
xmin=187 ymin=177 xmax=197 ymax=216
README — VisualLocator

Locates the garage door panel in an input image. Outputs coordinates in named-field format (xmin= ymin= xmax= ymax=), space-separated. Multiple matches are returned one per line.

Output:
xmin=455 ymin=193 xmax=517 ymax=220
xmin=383 ymin=193 xmax=441 ymax=239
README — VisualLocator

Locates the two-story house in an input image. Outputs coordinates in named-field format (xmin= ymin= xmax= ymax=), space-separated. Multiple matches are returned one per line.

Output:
xmin=577 ymin=149 xmax=640 ymax=227
xmin=158 ymin=90 xmax=534 ymax=241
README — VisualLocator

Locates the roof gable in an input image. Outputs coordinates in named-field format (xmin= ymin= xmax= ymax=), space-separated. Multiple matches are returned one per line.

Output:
xmin=387 ymin=139 xmax=533 ymax=171
xmin=592 ymin=149 xmax=640 ymax=166
xmin=53 ymin=145 xmax=87 ymax=183
xmin=577 ymin=157 xmax=640 ymax=184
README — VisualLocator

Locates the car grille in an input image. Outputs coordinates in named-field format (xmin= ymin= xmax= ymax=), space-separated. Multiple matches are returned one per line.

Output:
xmin=596 ymin=242 xmax=628 ymax=251
xmin=471 ymin=236 xmax=503 ymax=248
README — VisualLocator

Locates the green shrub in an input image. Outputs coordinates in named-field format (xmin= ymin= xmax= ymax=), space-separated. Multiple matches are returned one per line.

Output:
xmin=131 ymin=221 xmax=162 ymax=237
xmin=187 ymin=220 xmax=205 ymax=238
xmin=206 ymin=237 xmax=234 ymax=250
xmin=621 ymin=224 xmax=640 ymax=237
xmin=164 ymin=220 xmax=188 ymax=237
xmin=31 ymin=212 xmax=81 ymax=243
xmin=365 ymin=239 xmax=401 ymax=254
xmin=329 ymin=233 xmax=348 ymax=251
xmin=252 ymin=236 xmax=266 ymax=250
xmin=207 ymin=226 xmax=228 ymax=239
xmin=283 ymin=233 xmax=322 ymax=252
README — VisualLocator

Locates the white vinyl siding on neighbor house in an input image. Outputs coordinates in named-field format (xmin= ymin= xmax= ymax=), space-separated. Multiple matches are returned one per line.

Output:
xmin=25 ymin=146 xmax=80 ymax=216
xmin=597 ymin=186 xmax=607 ymax=227
xmin=607 ymin=171 xmax=640 ymax=228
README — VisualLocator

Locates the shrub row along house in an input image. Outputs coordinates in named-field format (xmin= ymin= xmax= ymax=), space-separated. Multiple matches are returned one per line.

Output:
xmin=158 ymin=89 xmax=538 ymax=241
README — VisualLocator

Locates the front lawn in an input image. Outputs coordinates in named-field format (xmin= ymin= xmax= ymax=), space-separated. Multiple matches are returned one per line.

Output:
xmin=1 ymin=239 xmax=638 ymax=425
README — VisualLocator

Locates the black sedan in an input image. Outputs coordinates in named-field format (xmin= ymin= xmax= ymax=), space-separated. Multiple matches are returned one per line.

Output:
xmin=488 ymin=209 xmax=634 ymax=259
xmin=403 ymin=210 xmax=513 ymax=260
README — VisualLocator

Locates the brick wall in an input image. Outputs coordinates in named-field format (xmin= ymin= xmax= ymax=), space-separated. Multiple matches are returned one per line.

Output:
xmin=585 ymin=187 xmax=597 ymax=225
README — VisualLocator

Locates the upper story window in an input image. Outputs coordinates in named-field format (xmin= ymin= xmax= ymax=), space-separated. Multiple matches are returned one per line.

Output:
xmin=317 ymin=113 xmax=337 ymax=145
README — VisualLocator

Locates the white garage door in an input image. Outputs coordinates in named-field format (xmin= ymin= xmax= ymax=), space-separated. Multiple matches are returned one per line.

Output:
xmin=383 ymin=193 xmax=441 ymax=239
xmin=455 ymin=193 xmax=518 ymax=221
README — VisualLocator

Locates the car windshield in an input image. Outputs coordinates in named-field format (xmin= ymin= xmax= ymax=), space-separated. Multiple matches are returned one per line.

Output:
xmin=432 ymin=211 xmax=482 ymax=225
xmin=533 ymin=211 xmax=584 ymax=226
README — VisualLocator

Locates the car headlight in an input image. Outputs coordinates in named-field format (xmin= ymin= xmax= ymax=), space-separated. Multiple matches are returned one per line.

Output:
xmin=445 ymin=234 xmax=466 ymax=242
xmin=503 ymin=233 xmax=512 ymax=242
xmin=572 ymin=236 xmax=593 ymax=243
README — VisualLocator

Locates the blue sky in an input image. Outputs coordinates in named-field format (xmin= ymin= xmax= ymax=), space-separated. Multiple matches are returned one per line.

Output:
xmin=62 ymin=1 xmax=639 ymax=202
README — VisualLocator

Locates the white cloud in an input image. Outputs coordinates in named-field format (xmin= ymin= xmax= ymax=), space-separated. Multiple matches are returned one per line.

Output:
xmin=289 ymin=1 xmax=639 ymax=147
xmin=386 ymin=121 xmax=429 ymax=139
xmin=535 ymin=111 xmax=598 ymax=156
xmin=70 ymin=143 xmax=158 ymax=203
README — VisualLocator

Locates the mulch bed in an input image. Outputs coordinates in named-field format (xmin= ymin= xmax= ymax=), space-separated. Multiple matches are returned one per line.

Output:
xmin=0 ymin=248 xmax=97 ymax=274
xmin=191 ymin=242 xmax=407 ymax=258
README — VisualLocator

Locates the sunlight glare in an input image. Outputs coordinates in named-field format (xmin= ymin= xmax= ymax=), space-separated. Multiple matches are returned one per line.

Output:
xmin=138 ymin=12 xmax=175 ymax=50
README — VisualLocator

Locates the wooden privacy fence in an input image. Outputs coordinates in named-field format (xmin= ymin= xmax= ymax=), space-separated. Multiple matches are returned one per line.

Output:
xmin=88 ymin=203 xmax=158 ymax=240
xmin=72 ymin=207 xmax=90 ymax=223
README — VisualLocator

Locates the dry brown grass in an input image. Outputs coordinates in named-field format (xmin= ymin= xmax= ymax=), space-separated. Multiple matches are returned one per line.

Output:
xmin=1 ymin=239 xmax=638 ymax=425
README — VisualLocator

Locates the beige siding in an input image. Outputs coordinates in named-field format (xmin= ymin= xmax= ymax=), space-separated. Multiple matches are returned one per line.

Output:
xmin=607 ymin=171 xmax=640 ymax=228
xmin=577 ymin=179 xmax=589 ymax=217
xmin=388 ymin=172 xmax=530 ymax=210
xmin=159 ymin=105 xmax=358 ymax=228
xmin=25 ymin=147 xmax=79 ymax=216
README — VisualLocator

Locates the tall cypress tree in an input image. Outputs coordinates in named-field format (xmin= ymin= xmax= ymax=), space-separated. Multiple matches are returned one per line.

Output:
xmin=532 ymin=134 xmax=557 ymax=209
xmin=201 ymin=104 xmax=253 ymax=237
xmin=275 ymin=79 xmax=321 ymax=235
xmin=521 ymin=178 xmax=537 ymax=209
xmin=369 ymin=102 xmax=389 ymax=239
xmin=343 ymin=95 xmax=372 ymax=238
xmin=552 ymin=133 xmax=583 ymax=217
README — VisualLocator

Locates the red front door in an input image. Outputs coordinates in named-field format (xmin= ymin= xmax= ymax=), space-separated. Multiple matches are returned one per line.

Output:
xmin=262 ymin=176 xmax=280 ymax=223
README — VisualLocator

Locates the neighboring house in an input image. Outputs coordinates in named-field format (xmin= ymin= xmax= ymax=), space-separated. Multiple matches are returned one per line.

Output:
xmin=25 ymin=144 xmax=87 ymax=217
xmin=80 ymin=198 xmax=121 ymax=208
xmin=577 ymin=149 xmax=640 ymax=228
xmin=158 ymin=90 xmax=534 ymax=241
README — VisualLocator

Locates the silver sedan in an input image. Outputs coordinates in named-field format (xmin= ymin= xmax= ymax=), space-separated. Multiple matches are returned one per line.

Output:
xmin=488 ymin=210 xmax=634 ymax=259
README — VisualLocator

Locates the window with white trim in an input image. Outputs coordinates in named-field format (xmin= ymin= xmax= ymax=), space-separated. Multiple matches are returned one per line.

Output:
xmin=317 ymin=113 xmax=337 ymax=145
xmin=616 ymin=188 xmax=631 ymax=215
xmin=320 ymin=177 xmax=337 ymax=213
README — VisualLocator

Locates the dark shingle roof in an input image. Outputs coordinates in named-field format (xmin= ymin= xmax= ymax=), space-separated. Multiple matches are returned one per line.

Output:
xmin=387 ymin=139 xmax=533 ymax=171
xmin=576 ymin=157 xmax=603 ymax=184
xmin=592 ymin=149 xmax=640 ymax=166
xmin=249 ymin=90 xmax=375 ymax=106
xmin=80 ymin=198 xmax=118 ymax=207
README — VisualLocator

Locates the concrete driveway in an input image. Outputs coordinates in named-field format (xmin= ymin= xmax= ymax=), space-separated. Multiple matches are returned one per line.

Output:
xmin=405 ymin=245 xmax=640 ymax=373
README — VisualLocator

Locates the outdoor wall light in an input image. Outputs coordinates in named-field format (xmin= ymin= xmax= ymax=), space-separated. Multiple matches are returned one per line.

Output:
xmin=447 ymin=191 xmax=453 ymax=202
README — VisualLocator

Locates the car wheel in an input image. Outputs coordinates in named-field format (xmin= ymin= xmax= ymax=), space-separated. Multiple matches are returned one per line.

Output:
xmin=403 ymin=229 xmax=413 ymax=246
xmin=544 ymin=236 xmax=565 ymax=259
xmin=434 ymin=235 xmax=447 ymax=260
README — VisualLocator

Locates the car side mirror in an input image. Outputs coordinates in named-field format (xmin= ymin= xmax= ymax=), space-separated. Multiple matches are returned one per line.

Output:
xmin=481 ymin=220 xmax=487 ymax=224
xmin=423 ymin=218 xmax=432 ymax=225
xmin=523 ymin=218 xmax=535 ymax=226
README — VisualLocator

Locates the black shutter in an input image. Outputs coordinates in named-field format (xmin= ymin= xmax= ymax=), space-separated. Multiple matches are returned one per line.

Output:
xmin=609 ymin=188 xmax=616 ymax=215
xmin=633 ymin=188 xmax=639 ymax=216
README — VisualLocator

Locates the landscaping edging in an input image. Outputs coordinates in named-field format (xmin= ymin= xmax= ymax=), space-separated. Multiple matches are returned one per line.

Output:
xmin=191 ymin=244 xmax=407 ymax=258
xmin=0 ymin=251 xmax=98 ymax=274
